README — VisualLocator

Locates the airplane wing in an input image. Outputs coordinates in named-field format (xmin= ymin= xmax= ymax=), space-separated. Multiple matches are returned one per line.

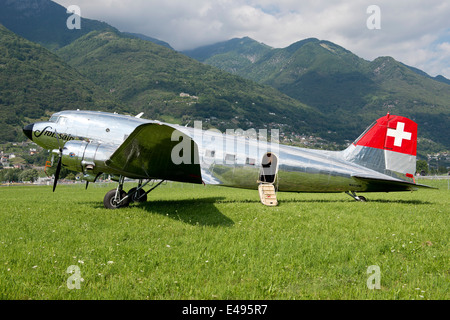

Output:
xmin=351 ymin=174 xmax=436 ymax=192
xmin=105 ymin=123 xmax=202 ymax=184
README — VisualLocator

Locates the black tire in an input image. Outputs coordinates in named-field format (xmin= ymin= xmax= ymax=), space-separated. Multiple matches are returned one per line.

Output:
xmin=103 ymin=189 xmax=130 ymax=209
xmin=128 ymin=187 xmax=148 ymax=203
xmin=358 ymin=196 xmax=367 ymax=202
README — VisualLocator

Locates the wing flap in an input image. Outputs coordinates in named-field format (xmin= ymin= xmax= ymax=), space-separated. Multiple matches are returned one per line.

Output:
xmin=106 ymin=123 xmax=202 ymax=183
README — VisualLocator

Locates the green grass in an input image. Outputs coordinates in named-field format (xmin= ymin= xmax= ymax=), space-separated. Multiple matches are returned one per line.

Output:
xmin=0 ymin=179 xmax=448 ymax=300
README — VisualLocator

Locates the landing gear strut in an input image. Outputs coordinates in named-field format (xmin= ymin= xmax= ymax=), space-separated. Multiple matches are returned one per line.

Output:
xmin=345 ymin=191 xmax=367 ymax=202
xmin=129 ymin=180 xmax=148 ymax=203
xmin=103 ymin=177 xmax=165 ymax=209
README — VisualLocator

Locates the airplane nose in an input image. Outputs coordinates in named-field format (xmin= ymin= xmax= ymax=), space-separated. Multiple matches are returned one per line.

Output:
xmin=23 ymin=124 xmax=34 ymax=140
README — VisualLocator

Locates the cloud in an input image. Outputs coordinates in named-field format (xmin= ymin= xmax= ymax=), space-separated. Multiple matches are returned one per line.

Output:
xmin=53 ymin=0 xmax=450 ymax=78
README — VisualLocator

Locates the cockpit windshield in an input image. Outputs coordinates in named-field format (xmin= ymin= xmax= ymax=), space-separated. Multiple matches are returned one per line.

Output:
xmin=49 ymin=115 xmax=67 ymax=125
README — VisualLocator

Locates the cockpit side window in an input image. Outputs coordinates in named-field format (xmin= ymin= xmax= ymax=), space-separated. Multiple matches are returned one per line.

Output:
xmin=58 ymin=116 xmax=67 ymax=126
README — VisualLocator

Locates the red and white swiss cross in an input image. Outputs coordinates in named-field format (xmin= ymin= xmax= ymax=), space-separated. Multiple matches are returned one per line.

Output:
xmin=384 ymin=116 xmax=417 ymax=156
xmin=354 ymin=114 xmax=417 ymax=156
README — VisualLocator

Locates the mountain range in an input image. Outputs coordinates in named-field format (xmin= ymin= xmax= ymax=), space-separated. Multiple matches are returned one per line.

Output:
xmin=56 ymin=29 xmax=322 ymax=136
xmin=0 ymin=24 xmax=122 ymax=143
xmin=0 ymin=0 xmax=117 ymax=50
xmin=183 ymin=37 xmax=450 ymax=152
xmin=0 ymin=0 xmax=448 ymax=159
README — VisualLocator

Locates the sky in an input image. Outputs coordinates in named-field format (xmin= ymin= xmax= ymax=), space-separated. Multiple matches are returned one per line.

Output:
xmin=53 ymin=0 xmax=450 ymax=79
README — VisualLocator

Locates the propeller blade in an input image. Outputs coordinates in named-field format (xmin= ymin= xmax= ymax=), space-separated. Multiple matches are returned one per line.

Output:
xmin=52 ymin=129 xmax=64 ymax=192
xmin=53 ymin=156 xmax=62 ymax=192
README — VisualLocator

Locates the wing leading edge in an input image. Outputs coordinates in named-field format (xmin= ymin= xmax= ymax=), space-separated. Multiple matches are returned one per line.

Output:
xmin=105 ymin=123 xmax=202 ymax=184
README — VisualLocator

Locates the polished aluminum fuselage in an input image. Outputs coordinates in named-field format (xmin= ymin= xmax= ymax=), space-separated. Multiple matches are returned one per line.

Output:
xmin=28 ymin=110 xmax=406 ymax=193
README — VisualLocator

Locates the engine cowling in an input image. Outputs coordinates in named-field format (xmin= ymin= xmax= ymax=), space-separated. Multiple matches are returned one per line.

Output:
xmin=61 ymin=140 xmax=116 ymax=175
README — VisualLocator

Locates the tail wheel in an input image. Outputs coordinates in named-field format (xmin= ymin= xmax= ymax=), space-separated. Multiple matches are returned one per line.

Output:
xmin=103 ymin=189 xmax=130 ymax=209
xmin=128 ymin=187 xmax=148 ymax=203
xmin=358 ymin=196 xmax=367 ymax=202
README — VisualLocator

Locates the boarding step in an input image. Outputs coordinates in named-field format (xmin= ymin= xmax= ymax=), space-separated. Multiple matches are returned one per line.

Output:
xmin=258 ymin=183 xmax=278 ymax=206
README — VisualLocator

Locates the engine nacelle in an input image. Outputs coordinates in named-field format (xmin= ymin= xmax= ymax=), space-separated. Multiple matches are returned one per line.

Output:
xmin=61 ymin=140 xmax=116 ymax=175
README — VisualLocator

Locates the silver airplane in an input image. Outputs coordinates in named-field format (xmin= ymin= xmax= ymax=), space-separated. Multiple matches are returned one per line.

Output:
xmin=23 ymin=110 xmax=433 ymax=209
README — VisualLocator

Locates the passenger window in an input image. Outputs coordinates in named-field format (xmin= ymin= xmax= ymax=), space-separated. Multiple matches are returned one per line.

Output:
xmin=205 ymin=150 xmax=215 ymax=157
xmin=246 ymin=157 xmax=256 ymax=165
xmin=225 ymin=154 xmax=236 ymax=164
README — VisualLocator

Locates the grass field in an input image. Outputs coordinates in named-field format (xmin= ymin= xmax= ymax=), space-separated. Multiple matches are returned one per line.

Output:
xmin=0 ymin=179 xmax=448 ymax=300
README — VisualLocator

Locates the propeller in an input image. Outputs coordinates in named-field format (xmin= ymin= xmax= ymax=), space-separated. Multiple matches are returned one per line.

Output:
xmin=52 ymin=130 xmax=64 ymax=192
xmin=53 ymin=153 xmax=62 ymax=192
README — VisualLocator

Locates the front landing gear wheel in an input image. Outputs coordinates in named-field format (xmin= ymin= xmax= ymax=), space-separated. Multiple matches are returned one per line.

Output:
xmin=103 ymin=189 xmax=130 ymax=209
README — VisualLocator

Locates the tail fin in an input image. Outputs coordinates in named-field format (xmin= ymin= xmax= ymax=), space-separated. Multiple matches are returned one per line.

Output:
xmin=343 ymin=113 xmax=417 ymax=181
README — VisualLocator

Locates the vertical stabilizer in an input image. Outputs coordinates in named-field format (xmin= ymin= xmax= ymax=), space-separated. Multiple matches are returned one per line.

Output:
xmin=343 ymin=114 xmax=418 ymax=181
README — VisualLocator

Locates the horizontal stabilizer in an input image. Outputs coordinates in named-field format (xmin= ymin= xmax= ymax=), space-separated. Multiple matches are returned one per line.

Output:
xmin=352 ymin=174 xmax=436 ymax=192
